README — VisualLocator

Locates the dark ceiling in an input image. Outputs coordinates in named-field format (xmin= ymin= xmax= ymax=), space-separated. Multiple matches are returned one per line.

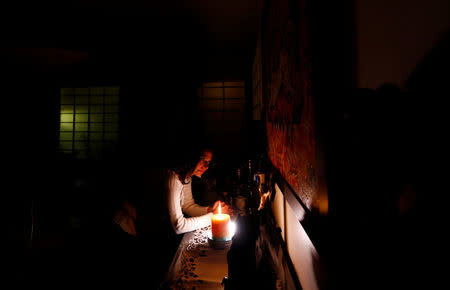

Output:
xmin=3 ymin=0 xmax=260 ymax=82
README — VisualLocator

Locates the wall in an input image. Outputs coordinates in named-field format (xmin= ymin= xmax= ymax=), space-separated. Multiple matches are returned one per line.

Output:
xmin=255 ymin=1 xmax=328 ymax=288
xmin=258 ymin=1 xmax=449 ymax=288
xmin=260 ymin=0 xmax=327 ymax=214
xmin=355 ymin=0 xmax=450 ymax=89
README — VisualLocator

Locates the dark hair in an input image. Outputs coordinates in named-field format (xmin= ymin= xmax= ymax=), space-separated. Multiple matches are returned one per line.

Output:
xmin=169 ymin=147 xmax=213 ymax=184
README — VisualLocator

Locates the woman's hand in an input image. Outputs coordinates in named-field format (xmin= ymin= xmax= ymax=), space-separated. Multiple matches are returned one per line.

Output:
xmin=207 ymin=200 xmax=220 ymax=213
xmin=207 ymin=200 xmax=233 ymax=215
xmin=219 ymin=202 xmax=232 ymax=215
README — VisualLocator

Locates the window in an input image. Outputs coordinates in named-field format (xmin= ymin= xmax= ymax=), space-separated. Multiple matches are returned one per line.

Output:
xmin=58 ymin=86 xmax=120 ymax=159
xmin=197 ymin=81 xmax=246 ymax=151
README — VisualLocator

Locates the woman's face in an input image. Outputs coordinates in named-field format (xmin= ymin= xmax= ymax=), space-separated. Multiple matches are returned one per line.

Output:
xmin=192 ymin=150 xmax=213 ymax=178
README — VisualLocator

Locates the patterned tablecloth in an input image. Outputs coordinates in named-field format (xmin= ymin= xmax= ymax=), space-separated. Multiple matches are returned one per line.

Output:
xmin=161 ymin=226 xmax=231 ymax=289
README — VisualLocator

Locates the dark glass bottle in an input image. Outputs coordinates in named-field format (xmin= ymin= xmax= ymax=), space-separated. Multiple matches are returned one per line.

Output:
xmin=247 ymin=158 xmax=261 ymax=215
xmin=247 ymin=159 xmax=253 ymax=184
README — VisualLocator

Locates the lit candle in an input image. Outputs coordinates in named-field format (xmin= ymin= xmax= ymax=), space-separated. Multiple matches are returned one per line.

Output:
xmin=211 ymin=202 xmax=230 ymax=241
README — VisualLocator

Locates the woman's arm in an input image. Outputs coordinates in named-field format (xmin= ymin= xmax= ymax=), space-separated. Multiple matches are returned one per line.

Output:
xmin=167 ymin=172 xmax=212 ymax=235
xmin=181 ymin=181 xmax=209 ymax=217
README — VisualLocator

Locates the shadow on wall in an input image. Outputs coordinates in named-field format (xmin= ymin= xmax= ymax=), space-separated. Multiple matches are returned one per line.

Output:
xmin=324 ymin=29 xmax=449 ymax=290
xmin=405 ymin=29 xmax=450 ymax=200
xmin=329 ymin=29 xmax=450 ymax=221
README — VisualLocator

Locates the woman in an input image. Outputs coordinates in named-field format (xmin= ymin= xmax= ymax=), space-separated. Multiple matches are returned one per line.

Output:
xmin=106 ymin=149 xmax=231 ymax=287
xmin=167 ymin=148 xmax=231 ymax=234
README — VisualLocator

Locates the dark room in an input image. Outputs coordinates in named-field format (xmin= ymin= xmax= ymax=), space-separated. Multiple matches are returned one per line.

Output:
xmin=4 ymin=0 xmax=450 ymax=289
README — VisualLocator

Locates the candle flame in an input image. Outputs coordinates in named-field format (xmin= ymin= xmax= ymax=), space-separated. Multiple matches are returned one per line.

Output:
xmin=218 ymin=201 xmax=221 ymax=215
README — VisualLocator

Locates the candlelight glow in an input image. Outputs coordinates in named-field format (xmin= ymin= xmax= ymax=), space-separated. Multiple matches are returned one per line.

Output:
xmin=229 ymin=221 xmax=236 ymax=237
xmin=218 ymin=201 xmax=222 ymax=214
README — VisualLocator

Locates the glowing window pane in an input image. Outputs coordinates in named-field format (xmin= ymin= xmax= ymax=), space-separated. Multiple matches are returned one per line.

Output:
xmin=224 ymin=99 xmax=245 ymax=111
xmin=90 ymin=123 xmax=103 ymax=131
xmin=60 ymin=123 xmax=74 ymax=131
xmin=61 ymin=95 xmax=74 ymax=104
xmin=74 ymin=132 xmax=88 ymax=141
xmin=90 ymin=105 xmax=103 ymax=113
xmin=61 ymin=105 xmax=74 ymax=113
xmin=75 ymin=105 xmax=88 ymax=113
xmin=90 ymin=96 xmax=103 ymax=104
xmin=74 ymin=141 xmax=87 ymax=151
xmin=104 ymin=113 xmax=118 ymax=123
xmin=90 ymin=114 xmax=103 ymax=122
xmin=202 ymin=99 xmax=223 ymax=111
xmin=105 ymin=105 xmax=119 ymax=112
xmin=75 ymin=88 xmax=89 ymax=95
xmin=59 ymin=141 xmax=72 ymax=151
xmin=59 ymin=132 xmax=73 ymax=141
xmin=90 ymin=133 xmax=103 ymax=141
xmin=75 ymin=114 xmax=89 ymax=122
xmin=105 ymin=123 xmax=118 ymax=132
xmin=105 ymin=95 xmax=119 ymax=104
xmin=203 ymin=88 xmax=223 ymax=98
xmin=75 ymin=123 xmax=88 ymax=131
xmin=75 ymin=95 xmax=89 ymax=104
xmin=60 ymin=114 xmax=73 ymax=122
xmin=59 ymin=86 xmax=120 ymax=158
xmin=225 ymin=87 xmax=245 ymax=98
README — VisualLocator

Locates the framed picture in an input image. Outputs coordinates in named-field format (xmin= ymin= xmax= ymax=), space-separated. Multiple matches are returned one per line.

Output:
xmin=261 ymin=0 xmax=324 ymax=214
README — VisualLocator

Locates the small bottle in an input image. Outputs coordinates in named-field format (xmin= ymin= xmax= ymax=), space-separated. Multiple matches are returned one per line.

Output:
xmin=247 ymin=159 xmax=252 ymax=184
xmin=235 ymin=168 xmax=241 ymax=186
